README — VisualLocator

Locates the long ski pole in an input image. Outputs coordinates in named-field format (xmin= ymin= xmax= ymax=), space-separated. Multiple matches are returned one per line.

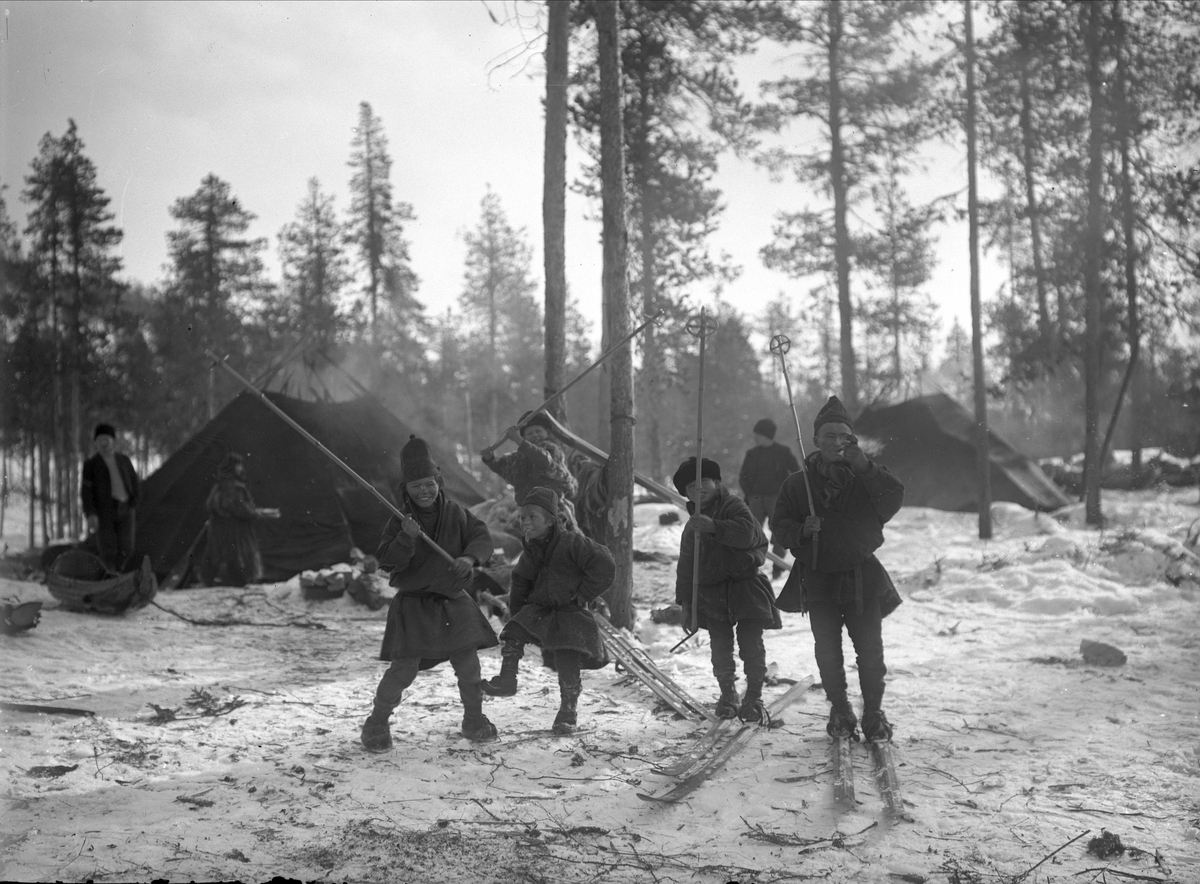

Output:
xmin=484 ymin=311 xmax=662 ymax=452
xmin=686 ymin=308 xmax=718 ymax=635
xmin=204 ymin=350 xmax=456 ymax=566
xmin=769 ymin=334 xmax=818 ymax=568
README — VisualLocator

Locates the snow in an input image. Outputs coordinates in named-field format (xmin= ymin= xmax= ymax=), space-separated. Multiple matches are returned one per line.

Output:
xmin=2 ymin=487 xmax=1199 ymax=883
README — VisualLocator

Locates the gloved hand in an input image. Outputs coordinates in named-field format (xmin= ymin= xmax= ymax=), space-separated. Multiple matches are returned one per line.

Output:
xmin=802 ymin=516 xmax=822 ymax=538
xmin=680 ymin=602 xmax=695 ymax=633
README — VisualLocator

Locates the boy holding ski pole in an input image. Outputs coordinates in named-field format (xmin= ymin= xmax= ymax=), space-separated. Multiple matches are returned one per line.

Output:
xmin=360 ymin=436 xmax=501 ymax=751
xmin=673 ymin=456 xmax=782 ymax=722
xmin=772 ymin=396 xmax=905 ymax=743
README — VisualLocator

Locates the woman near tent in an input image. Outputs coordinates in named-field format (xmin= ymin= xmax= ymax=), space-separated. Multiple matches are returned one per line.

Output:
xmin=198 ymin=453 xmax=279 ymax=587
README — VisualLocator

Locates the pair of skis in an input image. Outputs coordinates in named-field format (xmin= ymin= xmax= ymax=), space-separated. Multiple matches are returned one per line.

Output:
xmin=831 ymin=733 xmax=904 ymax=818
xmin=596 ymin=615 xmax=716 ymax=724
xmin=637 ymin=676 xmax=815 ymax=803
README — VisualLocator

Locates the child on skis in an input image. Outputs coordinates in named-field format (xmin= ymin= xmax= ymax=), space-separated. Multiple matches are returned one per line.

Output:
xmin=480 ymin=486 xmax=614 ymax=735
xmin=674 ymin=456 xmax=783 ymax=722
xmin=360 ymin=436 xmax=500 ymax=751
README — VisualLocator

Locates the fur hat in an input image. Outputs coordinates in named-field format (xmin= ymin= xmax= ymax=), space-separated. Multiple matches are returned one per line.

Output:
xmin=753 ymin=418 xmax=777 ymax=439
xmin=94 ymin=423 xmax=116 ymax=440
xmin=519 ymin=410 xmax=554 ymax=435
xmin=672 ymin=456 xmax=722 ymax=496
xmin=522 ymin=485 xmax=559 ymax=517
xmin=400 ymin=435 xmax=440 ymax=483
xmin=814 ymin=396 xmax=854 ymax=433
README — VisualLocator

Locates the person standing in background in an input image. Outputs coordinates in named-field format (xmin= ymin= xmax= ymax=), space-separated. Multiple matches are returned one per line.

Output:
xmin=80 ymin=422 xmax=140 ymax=571
xmin=738 ymin=418 xmax=800 ymax=579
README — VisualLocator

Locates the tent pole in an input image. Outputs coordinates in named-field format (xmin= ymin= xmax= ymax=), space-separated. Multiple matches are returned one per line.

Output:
xmin=205 ymin=350 xmax=457 ymax=566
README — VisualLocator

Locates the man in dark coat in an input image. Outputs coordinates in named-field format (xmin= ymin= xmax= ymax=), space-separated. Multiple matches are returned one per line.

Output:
xmin=360 ymin=436 xmax=500 ymax=751
xmin=772 ymin=396 xmax=905 ymax=743
xmin=80 ymin=423 xmax=140 ymax=571
xmin=481 ymin=486 xmax=614 ymax=735
xmin=738 ymin=418 xmax=801 ymax=578
xmin=675 ymin=456 xmax=782 ymax=723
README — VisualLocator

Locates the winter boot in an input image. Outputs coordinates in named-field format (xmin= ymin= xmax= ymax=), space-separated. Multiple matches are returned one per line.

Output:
xmin=737 ymin=680 xmax=767 ymax=725
xmin=459 ymin=682 xmax=498 ymax=742
xmin=826 ymin=704 xmax=860 ymax=741
xmin=715 ymin=682 xmax=740 ymax=720
xmin=360 ymin=708 xmax=393 ymax=752
xmin=552 ymin=677 xmax=583 ymax=735
xmin=481 ymin=640 xmax=524 ymax=697
xmin=861 ymin=710 xmax=893 ymax=744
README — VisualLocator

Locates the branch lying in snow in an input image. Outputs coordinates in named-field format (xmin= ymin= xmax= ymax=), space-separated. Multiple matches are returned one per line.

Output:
xmin=1013 ymin=829 xmax=1089 ymax=881
xmin=151 ymin=600 xmax=328 ymax=629
xmin=742 ymin=818 xmax=878 ymax=851
xmin=1074 ymin=870 xmax=1171 ymax=883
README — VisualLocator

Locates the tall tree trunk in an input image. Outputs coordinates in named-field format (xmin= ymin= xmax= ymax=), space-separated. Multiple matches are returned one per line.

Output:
xmin=827 ymin=1 xmax=858 ymax=411
xmin=634 ymin=163 xmax=665 ymax=482
xmin=1081 ymin=0 xmax=1106 ymax=526
xmin=543 ymin=0 xmax=570 ymax=422
xmin=1018 ymin=65 xmax=1053 ymax=358
xmin=1100 ymin=1 xmax=1140 ymax=473
xmin=597 ymin=0 xmax=634 ymax=630
xmin=965 ymin=0 xmax=993 ymax=538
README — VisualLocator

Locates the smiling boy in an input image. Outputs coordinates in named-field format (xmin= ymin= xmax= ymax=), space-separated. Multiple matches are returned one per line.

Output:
xmin=480 ymin=486 xmax=613 ymax=735
xmin=360 ymin=436 xmax=500 ymax=751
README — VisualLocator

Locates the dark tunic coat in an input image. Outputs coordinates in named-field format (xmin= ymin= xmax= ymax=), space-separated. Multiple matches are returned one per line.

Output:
xmin=501 ymin=524 xmax=614 ymax=668
xmin=81 ymin=452 xmax=140 ymax=517
xmin=771 ymin=452 xmax=905 ymax=614
xmin=675 ymin=486 xmax=782 ymax=630
xmin=199 ymin=478 xmax=264 ymax=586
xmin=377 ymin=491 xmax=498 ymax=666
xmin=482 ymin=438 xmax=577 ymax=504
xmin=738 ymin=442 xmax=800 ymax=497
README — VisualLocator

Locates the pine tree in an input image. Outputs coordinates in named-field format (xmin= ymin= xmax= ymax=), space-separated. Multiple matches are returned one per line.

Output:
xmin=155 ymin=174 xmax=268 ymax=442
xmin=21 ymin=120 xmax=124 ymax=535
xmin=458 ymin=189 xmax=542 ymax=446
xmin=346 ymin=100 xmax=424 ymax=384
xmin=758 ymin=0 xmax=941 ymax=411
xmin=273 ymin=177 xmax=351 ymax=353
xmin=571 ymin=0 xmax=756 ymax=480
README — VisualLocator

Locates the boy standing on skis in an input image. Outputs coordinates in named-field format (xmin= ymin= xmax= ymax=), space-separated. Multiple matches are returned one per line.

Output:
xmin=674 ymin=456 xmax=783 ymax=722
xmin=360 ymin=436 xmax=500 ymax=751
xmin=771 ymin=396 xmax=905 ymax=744
xmin=481 ymin=486 xmax=614 ymax=735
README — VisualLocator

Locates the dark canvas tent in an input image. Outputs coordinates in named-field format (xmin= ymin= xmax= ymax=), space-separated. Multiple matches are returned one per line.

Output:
xmin=853 ymin=393 xmax=1070 ymax=512
xmin=139 ymin=391 xmax=487 ymax=581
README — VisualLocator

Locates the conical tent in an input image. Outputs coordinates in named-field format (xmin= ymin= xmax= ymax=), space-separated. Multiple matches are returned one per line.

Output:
xmin=853 ymin=393 xmax=1070 ymax=512
xmin=139 ymin=391 xmax=487 ymax=581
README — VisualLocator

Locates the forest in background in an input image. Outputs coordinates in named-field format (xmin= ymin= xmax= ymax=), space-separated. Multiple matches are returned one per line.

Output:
xmin=2 ymin=0 xmax=1198 ymax=548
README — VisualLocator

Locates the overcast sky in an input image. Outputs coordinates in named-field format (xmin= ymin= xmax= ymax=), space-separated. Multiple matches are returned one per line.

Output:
xmin=2 ymin=0 xmax=981 ymax=345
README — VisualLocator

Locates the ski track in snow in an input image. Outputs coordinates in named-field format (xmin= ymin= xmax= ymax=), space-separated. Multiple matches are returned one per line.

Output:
xmin=2 ymin=487 xmax=1198 ymax=883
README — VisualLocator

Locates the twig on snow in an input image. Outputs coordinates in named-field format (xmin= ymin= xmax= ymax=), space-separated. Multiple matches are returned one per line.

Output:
xmin=1013 ymin=829 xmax=1089 ymax=881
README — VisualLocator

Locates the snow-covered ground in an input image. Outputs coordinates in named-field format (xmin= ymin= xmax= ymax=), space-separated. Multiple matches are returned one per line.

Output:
xmin=2 ymin=487 xmax=1198 ymax=883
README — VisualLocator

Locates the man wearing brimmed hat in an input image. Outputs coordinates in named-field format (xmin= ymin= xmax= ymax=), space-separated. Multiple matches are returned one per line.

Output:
xmin=738 ymin=417 xmax=800 ymax=579
xmin=361 ymin=436 xmax=501 ymax=750
xmin=673 ymin=456 xmax=782 ymax=724
xmin=80 ymin=422 xmax=140 ymax=571
xmin=772 ymin=396 xmax=905 ymax=744
xmin=481 ymin=485 xmax=614 ymax=735
xmin=481 ymin=410 xmax=579 ymax=530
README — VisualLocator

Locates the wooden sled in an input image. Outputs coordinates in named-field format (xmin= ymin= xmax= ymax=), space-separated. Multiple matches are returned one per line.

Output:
xmin=47 ymin=550 xmax=158 ymax=614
